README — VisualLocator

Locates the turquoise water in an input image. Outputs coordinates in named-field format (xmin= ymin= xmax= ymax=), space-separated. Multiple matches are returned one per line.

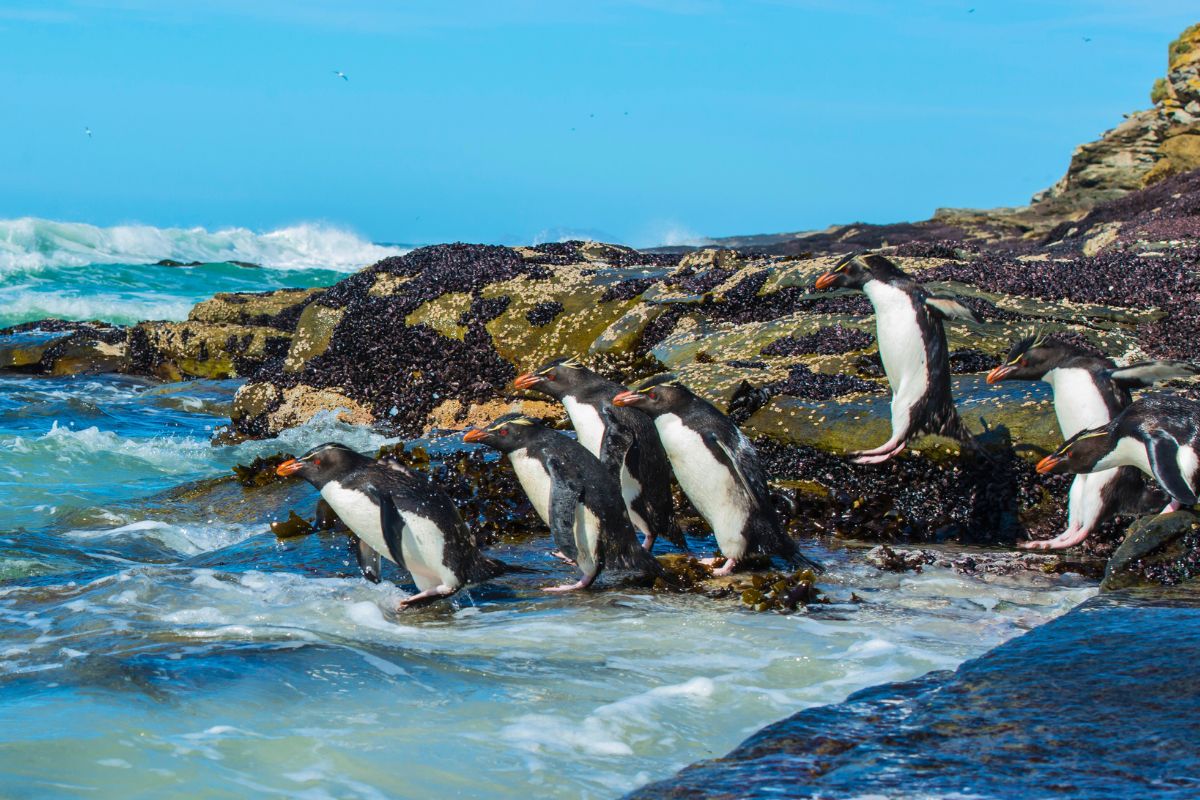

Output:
xmin=0 ymin=246 xmax=1097 ymax=798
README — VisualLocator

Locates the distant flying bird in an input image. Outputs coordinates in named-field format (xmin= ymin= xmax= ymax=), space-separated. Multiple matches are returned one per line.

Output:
xmin=1082 ymin=37 xmax=1092 ymax=43
xmin=968 ymin=8 xmax=975 ymax=12
xmin=84 ymin=126 xmax=92 ymax=138
xmin=333 ymin=70 xmax=348 ymax=81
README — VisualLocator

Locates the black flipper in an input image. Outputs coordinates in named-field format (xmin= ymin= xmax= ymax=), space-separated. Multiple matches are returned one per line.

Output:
xmin=349 ymin=534 xmax=383 ymax=583
xmin=1109 ymin=360 xmax=1200 ymax=390
xmin=366 ymin=485 xmax=407 ymax=570
xmin=598 ymin=408 xmax=634 ymax=470
xmin=924 ymin=295 xmax=980 ymax=324
xmin=704 ymin=433 xmax=761 ymax=510
xmin=545 ymin=460 xmax=582 ymax=563
xmin=1147 ymin=433 xmax=1199 ymax=506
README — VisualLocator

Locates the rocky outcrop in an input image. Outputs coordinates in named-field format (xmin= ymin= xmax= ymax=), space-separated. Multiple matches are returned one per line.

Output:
xmin=625 ymin=588 xmax=1200 ymax=799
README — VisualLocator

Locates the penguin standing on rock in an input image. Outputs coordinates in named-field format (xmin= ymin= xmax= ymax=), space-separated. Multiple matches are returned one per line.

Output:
xmin=814 ymin=252 xmax=979 ymax=464
xmin=987 ymin=333 xmax=1199 ymax=548
xmin=1037 ymin=396 xmax=1200 ymax=514
xmin=277 ymin=443 xmax=507 ymax=609
xmin=613 ymin=375 xmax=824 ymax=576
xmin=463 ymin=414 xmax=664 ymax=591
xmin=513 ymin=357 xmax=684 ymax=552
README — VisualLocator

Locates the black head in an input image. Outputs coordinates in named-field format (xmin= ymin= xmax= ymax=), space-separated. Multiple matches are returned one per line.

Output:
xmin=463 ymin=413 xmax=546 ymax=453
xmin=276 ymin=442 xmax=372 ymax=488
xmin=987 ymin=333 xmax=1095 ymax=384
xmin=814 ymin=252 xmax=908 ymax=292
xmin=612 ymin=373 xmax=694 ymax=417
xmin=1036 ymin=427 xmax=1115 ymax=475
xmin=512 ymin=356 xmax=598 ymax=399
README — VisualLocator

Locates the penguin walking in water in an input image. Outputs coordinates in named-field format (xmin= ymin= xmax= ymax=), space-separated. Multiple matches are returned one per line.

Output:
xmin=987 ymin=333 xmax=1199 ymax=548
xmin=276 ymin=443 xmax=507 ymax=609
xmin=1037 ymin=396 xmax=1200 ymax=515
xmin=814 ymin=252 xmax=979 ymax=464
xmin=613 ymin=375 xmax=824 ymax=576
xmin=513 ymin=357 xmax=684 ymax=552
xmin=463 ymin=414 xmax=664 ymax=591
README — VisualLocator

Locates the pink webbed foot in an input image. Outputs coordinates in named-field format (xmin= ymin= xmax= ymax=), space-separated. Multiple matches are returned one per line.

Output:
xmin=550 ymin=550 xmax=577 ymax=565
xmin=711 ymin=558 xmax=737 ymax=576
xmin=1020 ymin=525 xmax=1090 ymax=550
xmin=542 ymin=581 xmax=587 ymax=593
xmin=1162 ymin=500 xmax=1184 ymax=514
xmin=397 ymin=585 xmax=455 ymax=609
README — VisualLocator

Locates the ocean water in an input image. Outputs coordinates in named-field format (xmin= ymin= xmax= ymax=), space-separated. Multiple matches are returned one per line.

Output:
xmin=0 ymin=222 xmax=1097 ymax=798
xmin=0 ymin=219 xmax=404 ymax=328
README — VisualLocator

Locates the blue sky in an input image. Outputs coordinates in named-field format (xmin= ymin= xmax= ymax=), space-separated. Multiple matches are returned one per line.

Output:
xmin=0 ymin=1 xmax=1194 ymax=247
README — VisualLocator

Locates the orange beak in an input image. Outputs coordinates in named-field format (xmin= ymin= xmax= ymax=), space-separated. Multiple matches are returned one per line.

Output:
xmin=986 ymin=365 xmax=1017 ymax=384
xmin=1035 ymin=454 xmax=1062 ymax=475
xmin=612 ymin=390 xmax=641 ymax=407
xmin=463 ymin=428 xmax=488 ymax=444
xmin=276 ymin=458 xmax=303 ymax=477
xmin=814 ymin=272 xmax=837 ymax=290
xmin=513 ymin=372 xmax=543 ymax=390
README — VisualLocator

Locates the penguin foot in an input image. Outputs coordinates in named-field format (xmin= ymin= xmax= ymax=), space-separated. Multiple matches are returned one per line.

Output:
xmin=640 ymin=533 xmax=656 ymax=551
xmin=851 ymin=445 xmax=904 ymax=465
xmin=711 ymin=558 xmax=738 ymax=576
xmin=1020 ymin=526 xmax=1089 ymax=550
xmin=1162 ymin=500 xmax=1184 ymax=514
xmin=542 ymin=580 xmax=588 ymax=593
xmin=698 ymin=556 xmax=721 ymax=566
xmin=550 ymin=550 xmax=577 ymax=566
xmin=397 ymin=585 xmax=455 ymax=609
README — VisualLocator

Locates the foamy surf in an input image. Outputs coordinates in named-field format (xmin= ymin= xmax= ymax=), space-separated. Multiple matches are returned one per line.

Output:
xmin=0 ymin=218 xmax=405 ymax=272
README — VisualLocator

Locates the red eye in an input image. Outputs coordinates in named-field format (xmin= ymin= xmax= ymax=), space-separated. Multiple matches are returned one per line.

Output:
xmin=500 ymin=429 xmax=508 ymax=436
xmin=313 ymin=458 xmax=321 ymax=466
xmin=548 ymin=373 xmax=556 ymax=381
xmin=649 ymin=391 xmax=658 ymax=400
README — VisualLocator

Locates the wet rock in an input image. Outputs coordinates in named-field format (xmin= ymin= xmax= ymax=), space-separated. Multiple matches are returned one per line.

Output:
xmin=652 ymin=554 xmax=825 ymax=613
xmin=1101 ymin=511 xmax=1200 ymax=591
xmin=130 ymin=321 xmax=291 ymax=380
xmin=189 ymin=288 xmax=323 ymax=330
xmin=865 ymin=544 xmax=1094 ymax=578
xmin=865 ymin=544 xmax=932 ymax=572
xmin=283 ymin=303 xmax=345 ymax=371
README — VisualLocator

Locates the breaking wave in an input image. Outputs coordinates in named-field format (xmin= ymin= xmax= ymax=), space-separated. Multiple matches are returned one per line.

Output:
xmin=0 ymin=218 xmax=406 ymax=272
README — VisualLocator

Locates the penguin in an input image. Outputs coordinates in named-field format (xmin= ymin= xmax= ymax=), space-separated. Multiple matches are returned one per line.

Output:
xmin=463 ymin=414 xmax=664 ymax=591
xmin=987 ymin=332 xmax=1200 ymax=549
xmin=276 ymin=443 xmax=506 ymax=608
xmin=513 ymin=356 xmax=685 ymax=552
xmin=1037 ymin=396 xmax=1200 ymax=515
xmin=613 ymin=375 xmax=824 ymax=576
xmin=814 ymin=252 xmax=979 ymax=464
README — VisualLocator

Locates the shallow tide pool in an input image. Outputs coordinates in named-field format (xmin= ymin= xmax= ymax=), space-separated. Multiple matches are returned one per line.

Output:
xmin=0 ymin=373 xmax=1095 ymax=798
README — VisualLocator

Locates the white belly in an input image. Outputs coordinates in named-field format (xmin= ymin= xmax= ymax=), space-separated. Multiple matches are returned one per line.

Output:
xmin=1179 ymin=445 xmax=1199 ymax=491
xmin=654 ymin=413 xmax=749 ymax=558
xmin=508 ymin=448 xmax=553 ymax=525
xmin=1044 ymin=368 xmax=1112 ymax=437
xmin=864 ymin=280 xmax=928 ymax=435
xmin=320 ymin=483 xmax=454 ymax=592
xmin=562 ymin=395 xmax=605 ymax=458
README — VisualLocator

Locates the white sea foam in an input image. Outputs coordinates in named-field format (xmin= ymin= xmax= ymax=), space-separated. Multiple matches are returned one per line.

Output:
xmin=0 ymin=218 xmax=405 ymax=272
xmin=1 ymin=288 xmax=194 ymax=324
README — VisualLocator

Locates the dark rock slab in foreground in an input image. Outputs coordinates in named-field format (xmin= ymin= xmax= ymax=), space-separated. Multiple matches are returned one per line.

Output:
xmin=626 ymin=588 xmax=1200 ymax=800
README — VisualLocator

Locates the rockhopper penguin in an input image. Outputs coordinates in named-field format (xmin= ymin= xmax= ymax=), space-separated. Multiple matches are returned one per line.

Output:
xmin=814 ymin=252 xmax=979 ymax=464
xmin=613 ymin=375 xmax=824 ymax=576
xmin=987 ymin=333 xmax=1199 ymax=548
xmin=513 ymin=356 xmax=685 ymax=552
xmin=277 ymin=443 xmax=506 ymax=608
xmin=1037 ymin=396 xmax=1200 ymax=515
xmin=463 ymin=414 xmax=664 ymax=591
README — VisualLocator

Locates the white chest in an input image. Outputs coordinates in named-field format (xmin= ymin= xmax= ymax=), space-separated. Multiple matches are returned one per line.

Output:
xmin=321 ymin=483 xmax=388 ymax=555
xmin=864 ymin=280 xmax=928 ymax=393
xmin=1044 ymin=368 xmax=1112 ymax=437
xmin=508 ymin=448 xmax=553 ymax=525
xmin=654 ymin=413 xmax=749 ymax=556
xmin=562 ymin=395 xmax=606 ymax=458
